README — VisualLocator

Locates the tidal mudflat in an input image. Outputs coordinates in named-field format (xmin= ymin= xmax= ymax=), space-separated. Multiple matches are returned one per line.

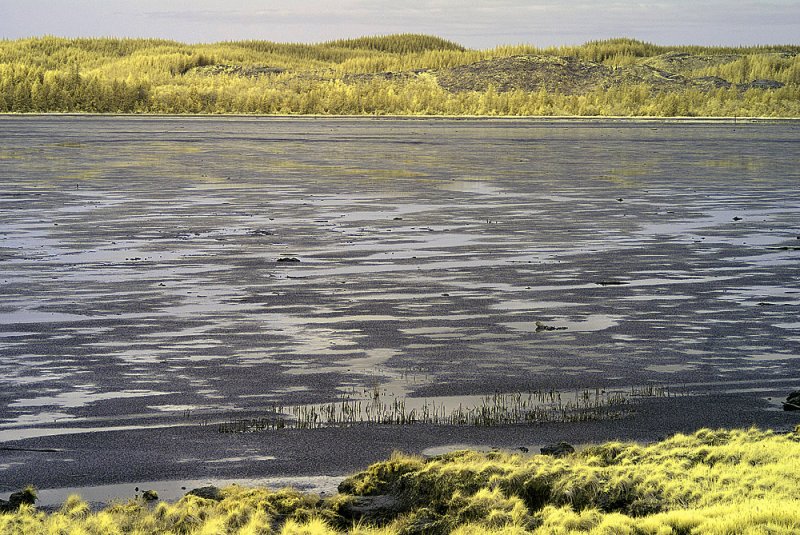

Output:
xmin=1 ymin=116 xmax=799 ymax=505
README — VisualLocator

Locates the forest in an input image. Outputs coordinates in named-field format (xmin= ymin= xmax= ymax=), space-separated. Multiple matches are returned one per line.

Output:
xmin=0 ymin=34 xmax=799 ymax=116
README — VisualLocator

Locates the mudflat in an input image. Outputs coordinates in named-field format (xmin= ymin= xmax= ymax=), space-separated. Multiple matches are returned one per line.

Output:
xmin=1 ymin=117 xmax=799 ymax=505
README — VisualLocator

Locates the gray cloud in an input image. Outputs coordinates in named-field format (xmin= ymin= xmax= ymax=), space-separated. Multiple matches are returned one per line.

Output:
xmin=2 ymin=0 xmax=798 ymax=47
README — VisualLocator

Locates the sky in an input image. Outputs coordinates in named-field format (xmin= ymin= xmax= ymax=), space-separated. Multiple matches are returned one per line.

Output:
xmin=2 ymin=0 xmax=799 ymax=48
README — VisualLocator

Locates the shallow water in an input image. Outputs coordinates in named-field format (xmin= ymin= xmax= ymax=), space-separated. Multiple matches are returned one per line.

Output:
xmin=1 ymin=117 xmax=799 ymax=463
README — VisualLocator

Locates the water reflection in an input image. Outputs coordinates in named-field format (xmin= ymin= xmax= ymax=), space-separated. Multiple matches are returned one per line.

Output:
xmin=1 ymin=117 xmax=798 ymax=440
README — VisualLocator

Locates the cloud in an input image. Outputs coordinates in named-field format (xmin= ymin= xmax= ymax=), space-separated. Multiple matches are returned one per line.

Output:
xmin=3 ymin=0 xmax=799 ymax=47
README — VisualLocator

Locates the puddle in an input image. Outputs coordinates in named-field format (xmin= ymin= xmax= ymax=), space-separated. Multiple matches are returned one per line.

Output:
xmin=203 ymin=456 xmax=277 ymax=464
xmin=745 ymin=353 xmax=800 ymax=362
xmin=28 ymin=475 xmax=343 ymax=508
xmin=248 ymin=386 xmax=642 ymax=431
xmin=422 ymin=444 xmax=506 ymax=456
xmin=0 ymin=422 xmax=198 ymax=443
xmin=502 ymin=314 xmax=621 ymax=333
xmin=9 ymin=389 xmax=173 ymax=410
xmin=439 ymin=180 xmax=505 ymax=196
xmin=644 ymin=364 xmax=697 ymax=373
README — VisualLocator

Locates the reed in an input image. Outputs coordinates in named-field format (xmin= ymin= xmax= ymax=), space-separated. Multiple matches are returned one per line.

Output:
xmin=218 ymin=386 xmax=671 ymax=433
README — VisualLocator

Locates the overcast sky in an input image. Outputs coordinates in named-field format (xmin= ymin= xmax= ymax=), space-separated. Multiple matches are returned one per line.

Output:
xmin=2 ymin=1 xmax=798 ymax=48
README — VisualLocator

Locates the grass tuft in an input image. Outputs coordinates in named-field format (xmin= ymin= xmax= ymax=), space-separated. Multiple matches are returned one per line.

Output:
xmin=2 ymin=428 xmax=800 ymax=533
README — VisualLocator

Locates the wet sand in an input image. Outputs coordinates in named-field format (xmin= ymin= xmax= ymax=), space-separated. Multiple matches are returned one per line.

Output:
xmin=1 ymin=116 xmax=799 ymax=503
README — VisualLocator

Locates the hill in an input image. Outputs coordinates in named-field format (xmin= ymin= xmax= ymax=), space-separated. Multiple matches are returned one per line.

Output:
xmin=436 ymin=52 xmax=790 ymax=94
xmin=0 ymin=35 xmax=798 ymax=116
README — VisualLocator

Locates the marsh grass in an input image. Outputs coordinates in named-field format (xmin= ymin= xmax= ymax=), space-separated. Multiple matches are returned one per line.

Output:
xmin=3 ymin=427 xmax=799 ymax=534
xmin=218 ymin=386 xmax=671 ymax=433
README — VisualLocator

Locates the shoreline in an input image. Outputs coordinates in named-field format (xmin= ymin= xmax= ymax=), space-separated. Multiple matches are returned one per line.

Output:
xmin=5 ymin=426 xmax=799 ymax=534
xmin=3 ymin=390 xmax=799 ymax=508
xmin=2 ymin=113 xmax=800 ymax=123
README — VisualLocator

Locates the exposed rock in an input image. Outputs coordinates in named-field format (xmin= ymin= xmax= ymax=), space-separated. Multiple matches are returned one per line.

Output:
xmin=643 ymin=52 xmax=740 ymax=74
xmin=606 ymin=64 xmax=691 ymax=91
xmin=186 ymin=486 xmax=224 ymax=501
xmin=739 ymin=79 xmax=785 ymax=90
xmin=0 ymin=487 xmax=37 ymax=512
xmin=192 ymin=64 xmax=286 ymax=77
xmin=692 ymin=76 xmax=733 ymax=90
xmin=783 ymin=391 xmax=800 ymax=411
xmin=142 ymin=490 xmax=159 ymax=502
xmin=436 ymin=51 xmax=786 ymax=96
xmin=437 ymin=55 xmax=611 ymax=95
xmin=248 ymin=229 xmax=273 ymax=236
xmin=277 ymin=257 xmax=301 ymax=263
xmin=540 ymin=442 xmax=575 ymax=457
xmin=535 ymin=321 xmax=567 ymax=332
xmin=344 ymin=71 xmax=424 ymax=83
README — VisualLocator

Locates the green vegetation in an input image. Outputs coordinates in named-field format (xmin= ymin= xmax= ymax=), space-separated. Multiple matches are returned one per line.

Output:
xmin=3 ymin=427 xmax=800 ymax=533
xmin=1 ymin=34 xmax=799 ymax=116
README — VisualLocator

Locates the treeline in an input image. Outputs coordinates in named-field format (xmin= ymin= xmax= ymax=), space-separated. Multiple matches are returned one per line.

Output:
xmin=0 ymin=35 xmax=798 ymax=116
xmin=324 ymin=33 xmax=466 ymax=53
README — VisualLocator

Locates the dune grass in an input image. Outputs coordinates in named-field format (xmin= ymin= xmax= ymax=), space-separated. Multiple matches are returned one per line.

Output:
xmin=2 ymin=427 xmax=799 ymax=533
xmin=1 ymin=34 xmax=799 ymax=116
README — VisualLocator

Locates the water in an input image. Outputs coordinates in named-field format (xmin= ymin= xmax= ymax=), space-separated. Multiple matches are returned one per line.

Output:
xmin=1 ymin=116 xmax=799 ymax=493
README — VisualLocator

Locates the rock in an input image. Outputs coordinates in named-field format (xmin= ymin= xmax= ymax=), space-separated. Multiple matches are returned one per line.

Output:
xmin=343 ymin=71 xmax=418 ymax=83
xmin=783 ymin=391 xmax=800 ymax=411
xmin=644 ymin=52 xmax=740 ymax=74
xmin=0 ymin=486 xmax=37 ymax=512
xmin=142 ymin=490 xmax=159 ymax=502
xmin=541 ymin=442 xmax=575 ymax=457
xmin=535 ymin=321 xmax=567 ymax=332
xmin=277 ymin=257 xmax=300 ymax=263
xmin=339 ymin=495 xmax=402 ymax=523
xmin=693 ymin=76 xmax=733 ymax=89
xmin=739 ymin=79 xmax=785 ymax=90
xmin=191 ymin=64 xmax=285 ymax=77
xmin=186 ymin=486 xmax=224 ymax=501
xmin=437 ymin=55 xmax=612 ymax=95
